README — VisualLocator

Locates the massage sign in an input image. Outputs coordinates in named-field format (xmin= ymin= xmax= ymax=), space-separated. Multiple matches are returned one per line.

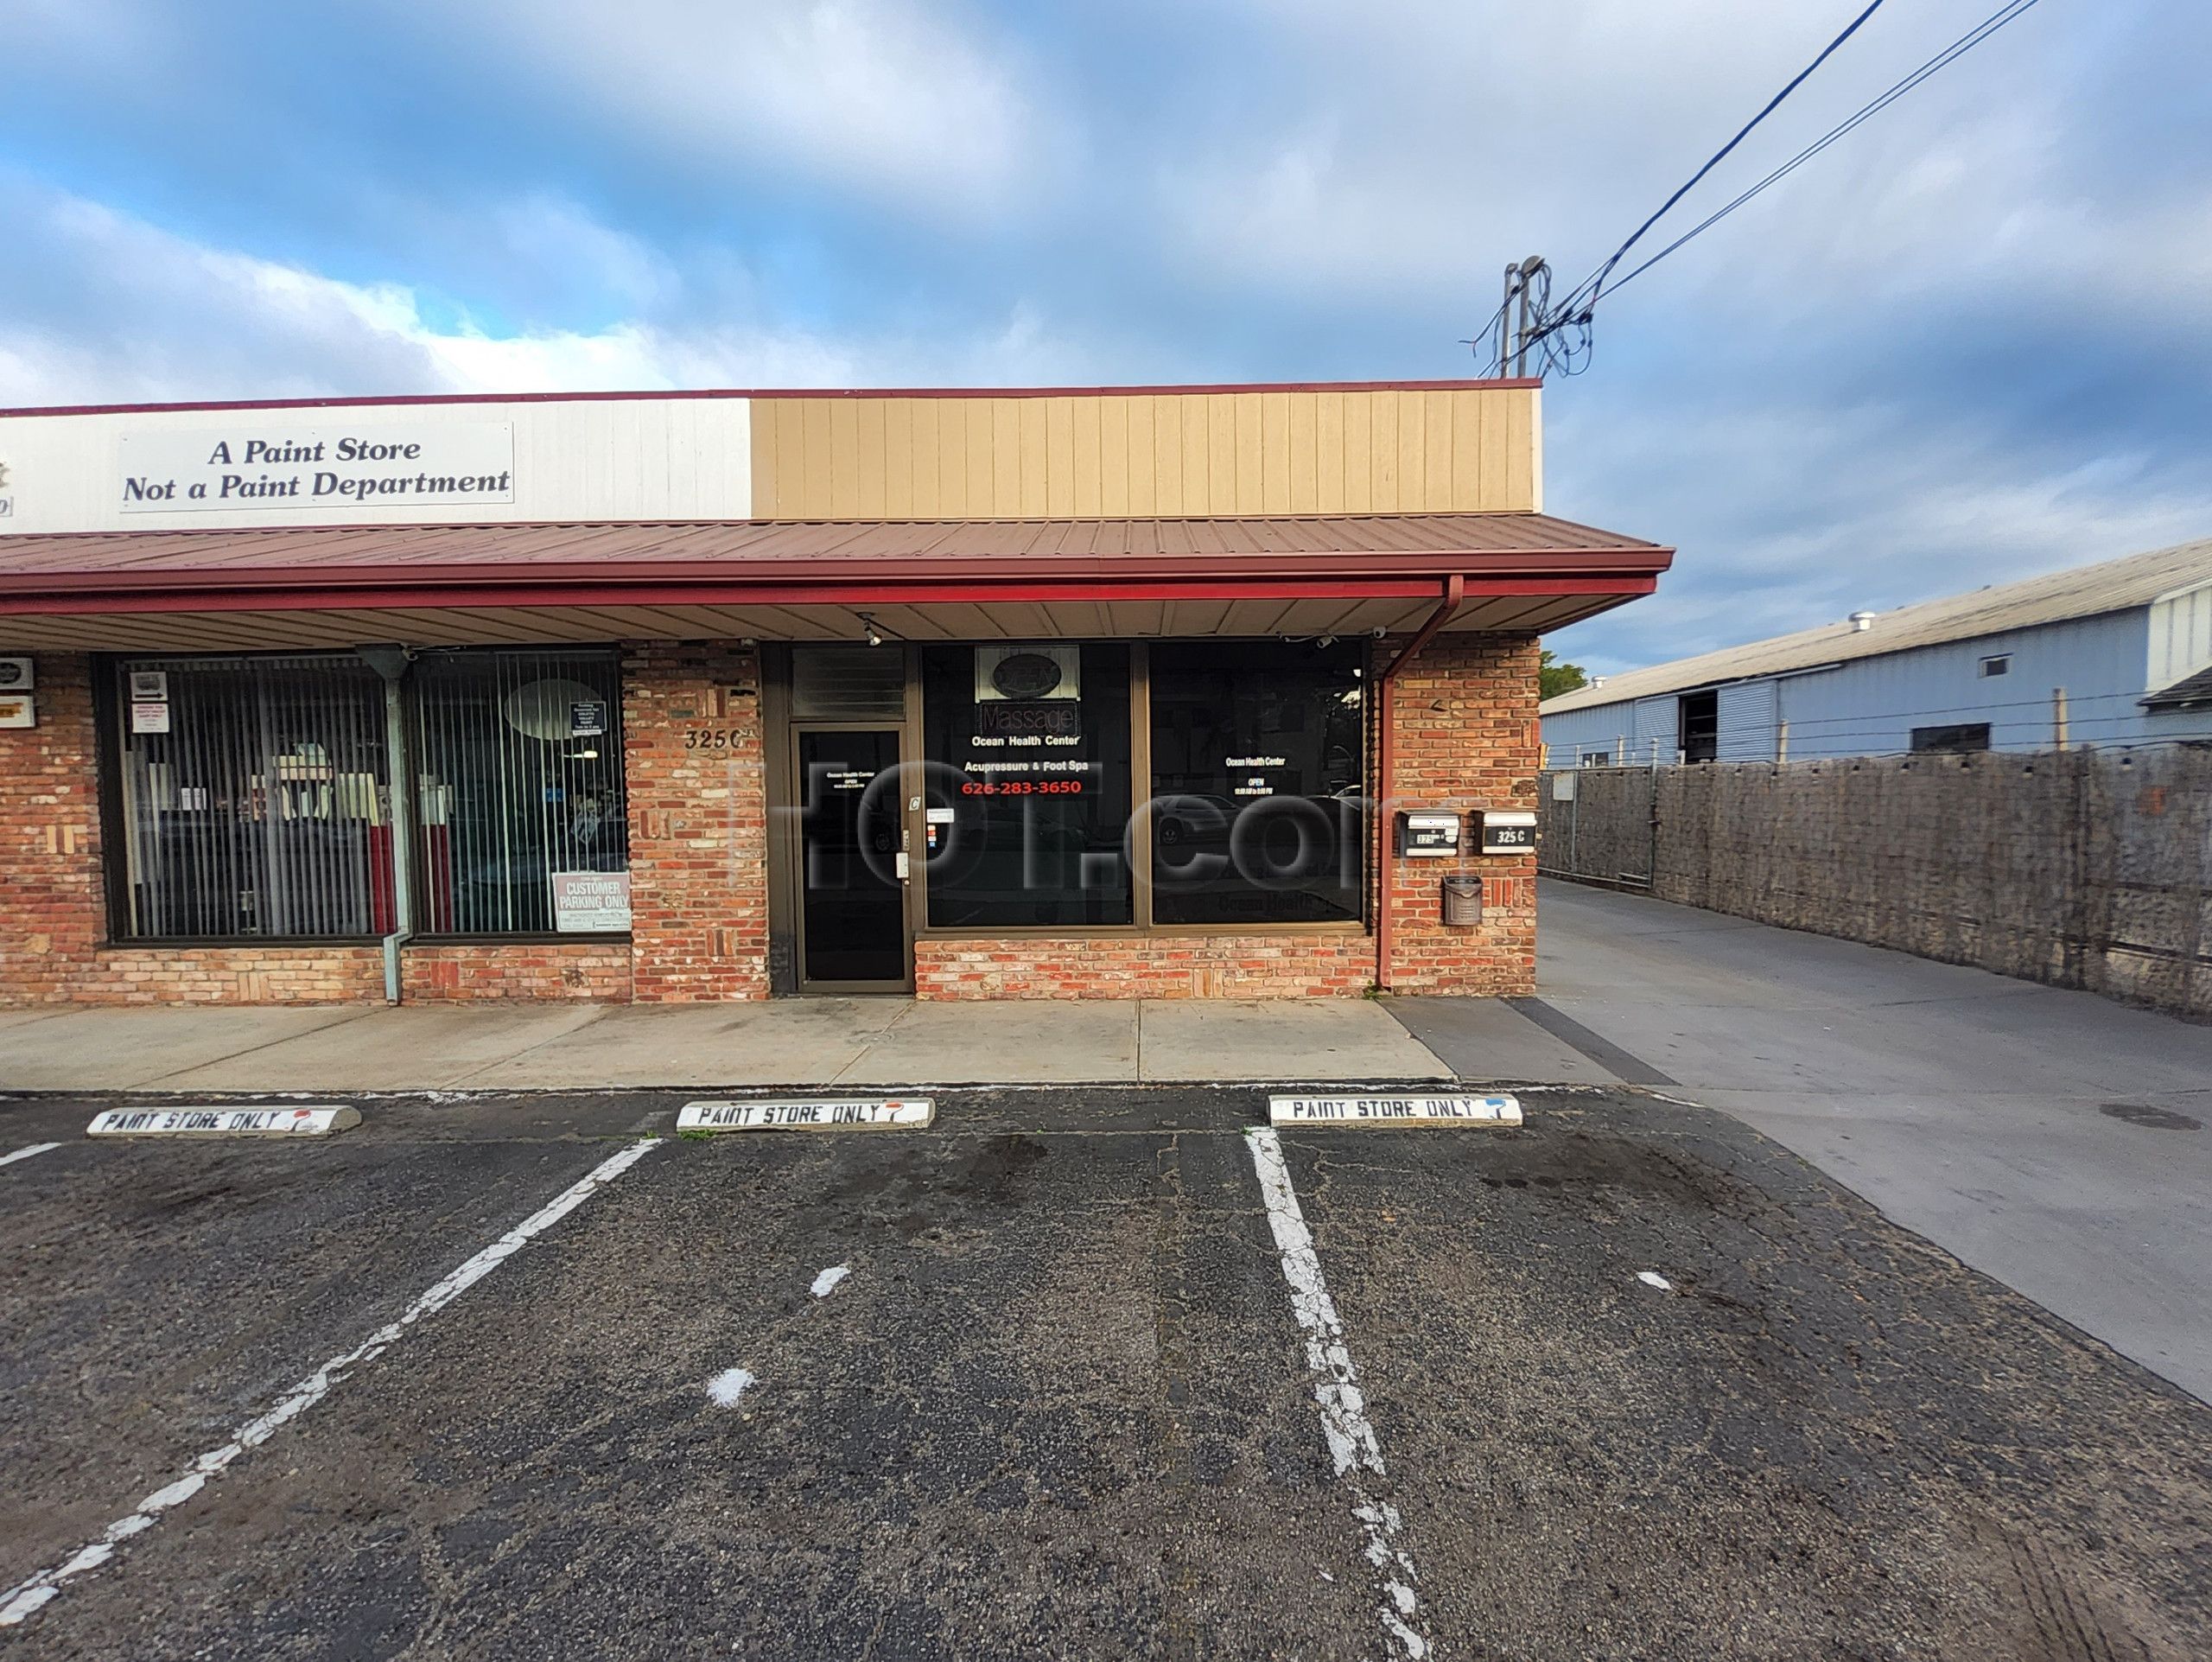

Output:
xmin=961 ymin=645 xmax=1092 ymax=796
xmin=118 ymin=423 xmax=515 ymax=512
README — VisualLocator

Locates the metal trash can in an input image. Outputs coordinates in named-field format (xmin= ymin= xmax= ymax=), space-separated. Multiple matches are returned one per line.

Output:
xmin=1440 ymin=875 xmax=1483 ymax=927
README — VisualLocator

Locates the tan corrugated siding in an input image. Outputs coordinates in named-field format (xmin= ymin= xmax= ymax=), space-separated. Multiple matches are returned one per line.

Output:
xmin=745 ymin=387 xmax=1536 ymax=519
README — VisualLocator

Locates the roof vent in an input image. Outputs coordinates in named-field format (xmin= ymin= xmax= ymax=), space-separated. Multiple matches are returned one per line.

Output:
xmin=1848 ymin=610 xmax=1877 ymax=632
xmin=1589 ymin=675 xmax=1607 ymax=689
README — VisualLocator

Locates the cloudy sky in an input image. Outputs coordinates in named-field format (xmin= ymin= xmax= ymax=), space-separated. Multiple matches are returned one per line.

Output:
xmin=5 ymin=0 xmax=2205 ymax=672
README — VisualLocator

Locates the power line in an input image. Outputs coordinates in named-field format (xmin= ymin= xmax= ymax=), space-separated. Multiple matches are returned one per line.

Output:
xmin=1599 ymin=0 xmax=2047 ymax=301
xmin=1558 ymin=0 xmax=1889 ymax=322
xmin=1491 ymin=0 xmax=2049 ymax=377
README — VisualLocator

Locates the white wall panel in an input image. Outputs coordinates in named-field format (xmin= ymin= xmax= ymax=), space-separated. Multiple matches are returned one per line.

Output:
xmin=1540 ymin=704 xmax=1634 ymax=767
xmin=2149 ymin=581 xmax=2212 ymax=691
xmin=0 ymin=395 xmax=753 ymax=532
xmin=1632 ymin=696 xmax=1679 ymax=765
xmin=1716 ymin=679 xmax=1779 ymax=761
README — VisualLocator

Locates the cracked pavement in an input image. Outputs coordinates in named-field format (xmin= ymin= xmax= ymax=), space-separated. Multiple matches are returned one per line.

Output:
xmin=0 ymin=1085 xmax=2206 ymax=1659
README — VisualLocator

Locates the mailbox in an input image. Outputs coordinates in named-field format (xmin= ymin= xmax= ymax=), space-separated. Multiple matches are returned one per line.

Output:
xmin=1394 ymin=812 xmax=1461 ymax=858
xmin=1440 ymin=876 xmax=1483 ymax=926
xmin=1478 ymin=810 xmax=1537 ymax=855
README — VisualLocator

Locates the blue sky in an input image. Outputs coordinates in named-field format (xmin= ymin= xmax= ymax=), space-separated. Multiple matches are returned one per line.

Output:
xmin=5 ymin=0 xmax=2207 ymax=673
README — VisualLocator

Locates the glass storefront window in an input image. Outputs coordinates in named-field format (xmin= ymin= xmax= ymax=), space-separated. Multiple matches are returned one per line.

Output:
xmin=105 ymin=638 xmax=1376 ymax=952
xmin=1147 ymin=640 xmax=1366 ymax=926
xmin=410 ymin=650 xmax=629 ymax=934
xmin=109 ymin=655 xmax=392 ymax=939
xmin=920 ymin=643 xmax=1135 ymax=927
xmin=109 ymin=648 xmax=633 ymax=940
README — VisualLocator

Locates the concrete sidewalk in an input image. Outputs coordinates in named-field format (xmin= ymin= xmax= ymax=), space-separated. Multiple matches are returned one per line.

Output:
xmin=1447 ymin=877 xmax=2212 ymax=1403
xmin=0 ymin=996 xmax=1461 ymax=1092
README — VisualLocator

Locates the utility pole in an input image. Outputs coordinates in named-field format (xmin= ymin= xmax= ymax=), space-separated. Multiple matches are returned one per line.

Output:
xmin=1513 ymin=255 xmax=1543 ymax=374
xmin=1495 ymin=264 xmax=1519 ymax=375
xmin=1494 ymin=257 xmax=1548 ymax=375
xmin=2052 ymin=686 xmax=2069 ymax=750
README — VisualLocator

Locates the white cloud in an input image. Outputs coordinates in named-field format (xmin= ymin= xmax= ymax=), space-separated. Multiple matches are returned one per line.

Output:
xmin=1548 ymin=395 xmax=2212 ymax=673
xmin=1134 ymin=0 xmax=2212 ymax=672
xmin=1154 ymin=0 xmax=2081 ymax=310
xmin=438 ymin=0 xmax=1049 ymax=217
xmin=0 ymin=182 xmax=1098 ymax=408
xmin=487 ymin=196 xmax=679 ymax=314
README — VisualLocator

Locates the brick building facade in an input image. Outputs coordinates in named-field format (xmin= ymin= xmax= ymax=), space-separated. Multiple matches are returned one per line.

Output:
xmin=0 ymin=381 xmax=1667 ymax=1009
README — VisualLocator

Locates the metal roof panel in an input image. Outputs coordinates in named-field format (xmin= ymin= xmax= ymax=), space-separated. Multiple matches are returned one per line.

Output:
xmin=1543 ymin=537 xmax=2212 ymax=715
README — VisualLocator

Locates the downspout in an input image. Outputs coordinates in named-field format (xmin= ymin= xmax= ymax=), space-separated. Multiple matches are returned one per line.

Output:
xmin=359 ymin=647 xmax=416 ymax=1004
xmin=1374 ymin=575 xmax=1465 ymax=992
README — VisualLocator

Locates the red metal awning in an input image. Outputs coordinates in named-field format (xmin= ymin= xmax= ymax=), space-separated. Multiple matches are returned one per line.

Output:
xmin=0 ymin=513 xmax=1670 ymax=650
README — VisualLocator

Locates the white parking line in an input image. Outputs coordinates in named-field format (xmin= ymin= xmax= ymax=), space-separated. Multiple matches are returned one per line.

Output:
xmin=1245 ymin=1127 xmax=1431 ymax=1659
xmin=0 ymin=1136 xmax=663 ymax=1628
xmin=0 ymin=1143 xmax=62 ymax=1169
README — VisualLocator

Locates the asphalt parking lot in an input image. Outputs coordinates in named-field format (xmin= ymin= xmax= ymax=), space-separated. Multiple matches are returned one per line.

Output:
xmin=2 ymin=1086 xmax=2207 ymax=1661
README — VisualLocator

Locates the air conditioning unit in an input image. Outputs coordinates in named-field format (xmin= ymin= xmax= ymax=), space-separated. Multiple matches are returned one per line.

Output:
xmin=973 ymin=644 xmax=1080 ymax=702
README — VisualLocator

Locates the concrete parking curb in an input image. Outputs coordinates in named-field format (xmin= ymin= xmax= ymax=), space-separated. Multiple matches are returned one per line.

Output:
xmin=1269 ymin=1092 xmax=1522 ymax=1127
xmin=676 ymin=1098 xmax=935 ymax=1131
xmin=86 ymin=1105 xmax=362 ymax=1138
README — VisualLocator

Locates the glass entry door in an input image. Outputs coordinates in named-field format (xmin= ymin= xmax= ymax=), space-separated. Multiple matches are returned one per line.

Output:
xmin=796 ymin=729 xmax=910 ymax=988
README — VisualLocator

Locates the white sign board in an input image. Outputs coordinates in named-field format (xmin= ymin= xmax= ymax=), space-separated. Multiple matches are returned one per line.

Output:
xmin=550 ymin=870 xmax=631 ymax=933
xmin=1479 ymin=810 xmax=1538 ymax=855
xmin=677 ymin=1098 xmax=935 ymax=1131
xmin=87 ymin=1105 xmax=362 ymax=1137
xmin=118 ymin=424 xmax=514 ymax=513
xmin=0 ymin=657 xmax=33 ymax=692
xmin=1398 ymin=812 xmax=1462 ymax=858
xmin=0 ymin=694 xmax=35 ymax=729
xmin=1268 ymin=1093 xmax=1522 ymax=1128
xmin=130 ymin=701 xmax=171 ymax=735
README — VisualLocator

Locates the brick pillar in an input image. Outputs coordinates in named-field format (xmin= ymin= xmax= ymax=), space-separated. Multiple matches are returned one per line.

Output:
xmin=1380 ymin=634 xmax=1539 ymax=995
xmin=622 ymin=641 xmax=769 ymax=1002
xmin=0 ymin=653 xmax=106 ymax=1006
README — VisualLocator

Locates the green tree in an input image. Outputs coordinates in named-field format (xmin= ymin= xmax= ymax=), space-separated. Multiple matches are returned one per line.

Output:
xmin=1539 ymin=648 xmax=1587 ymax=702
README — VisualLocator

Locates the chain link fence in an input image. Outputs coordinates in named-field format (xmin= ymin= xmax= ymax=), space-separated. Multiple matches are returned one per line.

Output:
xmin=1536 ymin=766 xmax=1657 ymax=890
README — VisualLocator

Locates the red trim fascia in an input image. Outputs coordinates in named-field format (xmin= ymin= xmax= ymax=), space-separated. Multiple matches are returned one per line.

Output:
xmin=0 ymin=378 xmax=1542 ymax=421
xmin=1374 ymin=576 xmax=1467 ymax=993
xmin=0 ymin=575 xmax=1657 ymax=619
xmin=3 ymin=513 xmax=1636 ymax=544
xmin=0 ymin=550 xmax=1672 ymax=594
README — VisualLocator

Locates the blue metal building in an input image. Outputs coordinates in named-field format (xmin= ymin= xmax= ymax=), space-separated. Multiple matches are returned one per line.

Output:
xmin=1541 ymin=538 xmax=2212 ymax=766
